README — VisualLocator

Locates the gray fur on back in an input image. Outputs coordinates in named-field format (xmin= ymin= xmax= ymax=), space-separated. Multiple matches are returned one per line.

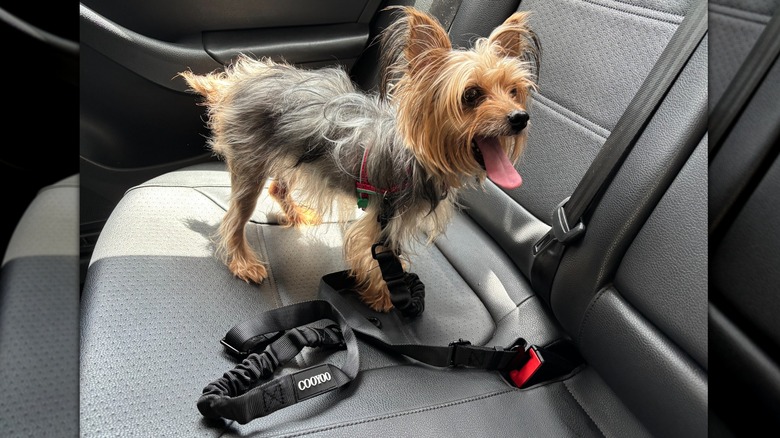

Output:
xmin=216 ymin=62 xmax=447 ymax=222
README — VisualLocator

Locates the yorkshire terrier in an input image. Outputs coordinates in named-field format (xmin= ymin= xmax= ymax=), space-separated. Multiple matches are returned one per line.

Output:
xmin=180 ymin=7 xmax=539 ymax=312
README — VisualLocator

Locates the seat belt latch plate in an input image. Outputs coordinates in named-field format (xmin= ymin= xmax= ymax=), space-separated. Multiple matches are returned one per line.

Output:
xmin=551 ymin=196 xmax=585 ymax=244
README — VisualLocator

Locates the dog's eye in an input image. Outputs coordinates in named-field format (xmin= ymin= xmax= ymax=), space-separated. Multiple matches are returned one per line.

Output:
xmin=509 ymin=87 xmax=517 ymax=98
xmin=462 ymin=87 xmax=482 ymax=107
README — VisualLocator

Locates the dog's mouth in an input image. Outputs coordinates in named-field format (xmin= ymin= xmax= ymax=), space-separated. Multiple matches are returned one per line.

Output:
xmin=471 ymin=137 xmax=523 ymax=189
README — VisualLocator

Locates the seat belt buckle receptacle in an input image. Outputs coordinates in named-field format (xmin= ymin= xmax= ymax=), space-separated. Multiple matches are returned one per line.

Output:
xmin=508 ymin=345 xmax=545 ymax=388
xmin=505 ymin=340 xmax=585 ymax=388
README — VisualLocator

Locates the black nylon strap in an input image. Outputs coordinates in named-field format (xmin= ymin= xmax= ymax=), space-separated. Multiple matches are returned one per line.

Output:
xmin=221 ymin=277 xmax=526 ymax=373
xmin=198 ymin=300 xmax=359 ymax=424
xmin=367 ymin=340 xmax=521 ymax=370
xmin=372 ymin=196 xmax=426 ymax=317
xmin=371 ymin=244 xmax=426 ymax=317
xmin=206 ymin=275 xmax=537 ymax=424
xmin=530 ymin=0 xmax=708 ymax=299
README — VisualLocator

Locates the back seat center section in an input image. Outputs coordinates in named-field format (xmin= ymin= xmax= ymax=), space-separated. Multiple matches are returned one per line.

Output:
xmin=80 ymin=162 xmax=575 ymax=436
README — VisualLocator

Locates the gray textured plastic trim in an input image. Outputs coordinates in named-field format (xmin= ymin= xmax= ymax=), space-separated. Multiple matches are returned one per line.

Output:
xmin=203 ymin=24 xmax=369 ymax=66
xmin=80 ymin=3 xmax=222 ymax=92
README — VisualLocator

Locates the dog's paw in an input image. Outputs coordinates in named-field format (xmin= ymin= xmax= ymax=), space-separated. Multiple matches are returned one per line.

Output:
xmin=297 ymin=207 xmax=323 ymax=226
xmin=229 ymin=258 xmax=268 ymax=284
xmin=368 ymin=297 xmax=394 ymax=313
xmin=283 ymin=206 xmax=323 ymax=227
xmin=361 ymin=285 xmax=394 ymax=313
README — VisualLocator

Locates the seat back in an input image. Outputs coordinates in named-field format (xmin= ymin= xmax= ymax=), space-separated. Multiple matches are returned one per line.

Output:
xmin=454 ymin=1 xmax=708 ymax=435
xmin=709 ymin=0 xmax=780 ymax=433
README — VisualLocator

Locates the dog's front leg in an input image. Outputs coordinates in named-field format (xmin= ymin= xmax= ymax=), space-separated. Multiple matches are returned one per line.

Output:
xmin=218 ymin=170 xmax=269 ymax=284
xmin=344 ymin=212 xmax=394 ymax=312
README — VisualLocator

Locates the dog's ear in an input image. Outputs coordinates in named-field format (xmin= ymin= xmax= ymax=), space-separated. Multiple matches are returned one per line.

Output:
xmin=379 ymin=7 xmax=451 ymax=98
xmin=401 ymin=7 xmax=452 ymax=63
xmin=488 ymin=12 xmax=541 ymax=77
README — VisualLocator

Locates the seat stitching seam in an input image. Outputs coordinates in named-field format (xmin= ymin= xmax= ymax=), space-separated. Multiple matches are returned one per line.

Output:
xmin=430 ymin=238 xmax=500 ymax=335
xmin=605 ymin=0 xmax=683 ymax=17
xmin=709 ymin=1 xmax=774 ymax=16
xmin=256 ymin=225 xmax=283 ymax=310
xmin=577 ymin=287 xmax=609 ymax=342
xmin=577 ymin=0 xmax=682 ymax=25
xmin=125 ymin=183 xmax=230 ymax=195
xmin=563 ymin=380 xmax=607 ymax=437
xmin=709 ymin=3 xmax=773 ymax=24
xmin=493 ymin=294 xmax=537 ymax=326
xmin=272 ymin=389 xmax=516 ymax=438
xmin=533 ymin=94 xmax=610 ymax=139
xmin=192 ymin=187 xmax=230 ymax=213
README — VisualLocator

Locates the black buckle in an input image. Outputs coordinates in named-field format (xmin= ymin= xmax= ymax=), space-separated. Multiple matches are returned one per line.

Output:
xmin=504 ymin=339 xmax=585 ymax=388
xmin=221 ymin=330 xmax=286 ymax=359
xmin=371 ymin=242 xmax=396 ymax=260
xmin=447 ymin=339 xmax=472 ymax=367
xmin=508 ymin=345 xmax=545 ymax=388
xmin=320 ymin=325 xmax=347 ymax=350
xmin=220 ymin=338 xmax=245 ymax=357
xmin=551 ymin=196 xmax=585 ymax=244
xmin=447 ymin=339 xmax=528 ymax=369
xmin=532 ymin=231 xmax=555 ymax=255
xmin=533 ymin=197 xmax=585 ymax=255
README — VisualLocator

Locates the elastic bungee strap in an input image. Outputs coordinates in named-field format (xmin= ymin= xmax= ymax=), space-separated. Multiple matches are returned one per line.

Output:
xmin=197 ymin=300 xmax=358 ymax=425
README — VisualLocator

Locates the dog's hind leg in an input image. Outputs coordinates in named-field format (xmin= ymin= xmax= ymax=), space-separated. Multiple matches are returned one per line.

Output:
xmin=344 ymin=213 xmax=393 ymax=312
xmin=268 ymin=179 xmax=322 ymax=227
xmin=219 ymin=170 xmax=268 ymax=284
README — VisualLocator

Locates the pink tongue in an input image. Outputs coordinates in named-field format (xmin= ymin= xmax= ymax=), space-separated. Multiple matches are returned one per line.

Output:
xmin=476 ymin=137 xmax=523 ymax=189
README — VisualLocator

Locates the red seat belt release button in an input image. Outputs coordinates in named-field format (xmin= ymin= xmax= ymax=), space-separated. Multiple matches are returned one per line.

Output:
xmin=509 ymin=345 xmax=543 ymax=388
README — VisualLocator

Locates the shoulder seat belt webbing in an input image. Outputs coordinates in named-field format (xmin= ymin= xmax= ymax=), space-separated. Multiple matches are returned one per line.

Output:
xmin=530 ymin=0 xmax=708 ymax=299
xmin=708 ymin=8 xmax=780 ymax=161
xmin=708 ymin=7 xmax=780 ymax=241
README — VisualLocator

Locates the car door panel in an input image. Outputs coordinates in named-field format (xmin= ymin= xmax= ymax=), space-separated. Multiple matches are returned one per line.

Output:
xmin=79 ymin=0 xmax=380 ymax=248
xmin=203 ymin=23 xmax=369 ymax=68
xmin=81 ymin=0 xmax=381 ymax=41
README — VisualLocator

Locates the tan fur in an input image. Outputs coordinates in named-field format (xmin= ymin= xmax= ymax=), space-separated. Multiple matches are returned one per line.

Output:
xmin=343 ymin=207 xmax=393 ymax=312
xmin=391 ymin=10 xmax=538 ymax=188
xmin=268 ymin=180 xmax=323 ymax=227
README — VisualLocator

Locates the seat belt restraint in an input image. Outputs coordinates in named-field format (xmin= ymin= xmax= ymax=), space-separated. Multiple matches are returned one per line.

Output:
xmin=530 ymin=0 xmax=708 ymax=300
xmin=203 ymin=291 xmax=581 ymax=424
xmin=197 ymin=301 xmax=359 ymax=425
xmin=708 ymin=8 xmax=780 ymax=241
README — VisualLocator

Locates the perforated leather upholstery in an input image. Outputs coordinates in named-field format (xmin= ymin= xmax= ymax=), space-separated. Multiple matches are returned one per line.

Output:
xmin=0 ymin=176 xmax=79 ymax=437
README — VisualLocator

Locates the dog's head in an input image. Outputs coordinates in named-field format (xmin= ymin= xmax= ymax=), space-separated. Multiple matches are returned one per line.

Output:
xmin=380 ymin=7 xmax=540 ymax=189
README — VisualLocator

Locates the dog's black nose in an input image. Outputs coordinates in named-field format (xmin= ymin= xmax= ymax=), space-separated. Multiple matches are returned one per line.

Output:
xmin=507 ymin=110 xmax=529 ymax=132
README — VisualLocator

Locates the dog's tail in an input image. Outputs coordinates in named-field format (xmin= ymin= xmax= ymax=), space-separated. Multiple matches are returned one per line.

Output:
xmin=178 ymin=69 xmax=231 ymax=103
xmin=179 ymin=55 xmax=278 ymax=103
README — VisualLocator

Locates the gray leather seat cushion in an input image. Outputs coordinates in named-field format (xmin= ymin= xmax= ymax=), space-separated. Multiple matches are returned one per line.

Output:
xmin=0 ymin=175 xmax=79 ymax=437
xmin=80 ymin=163 xmax=654 ymax=436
